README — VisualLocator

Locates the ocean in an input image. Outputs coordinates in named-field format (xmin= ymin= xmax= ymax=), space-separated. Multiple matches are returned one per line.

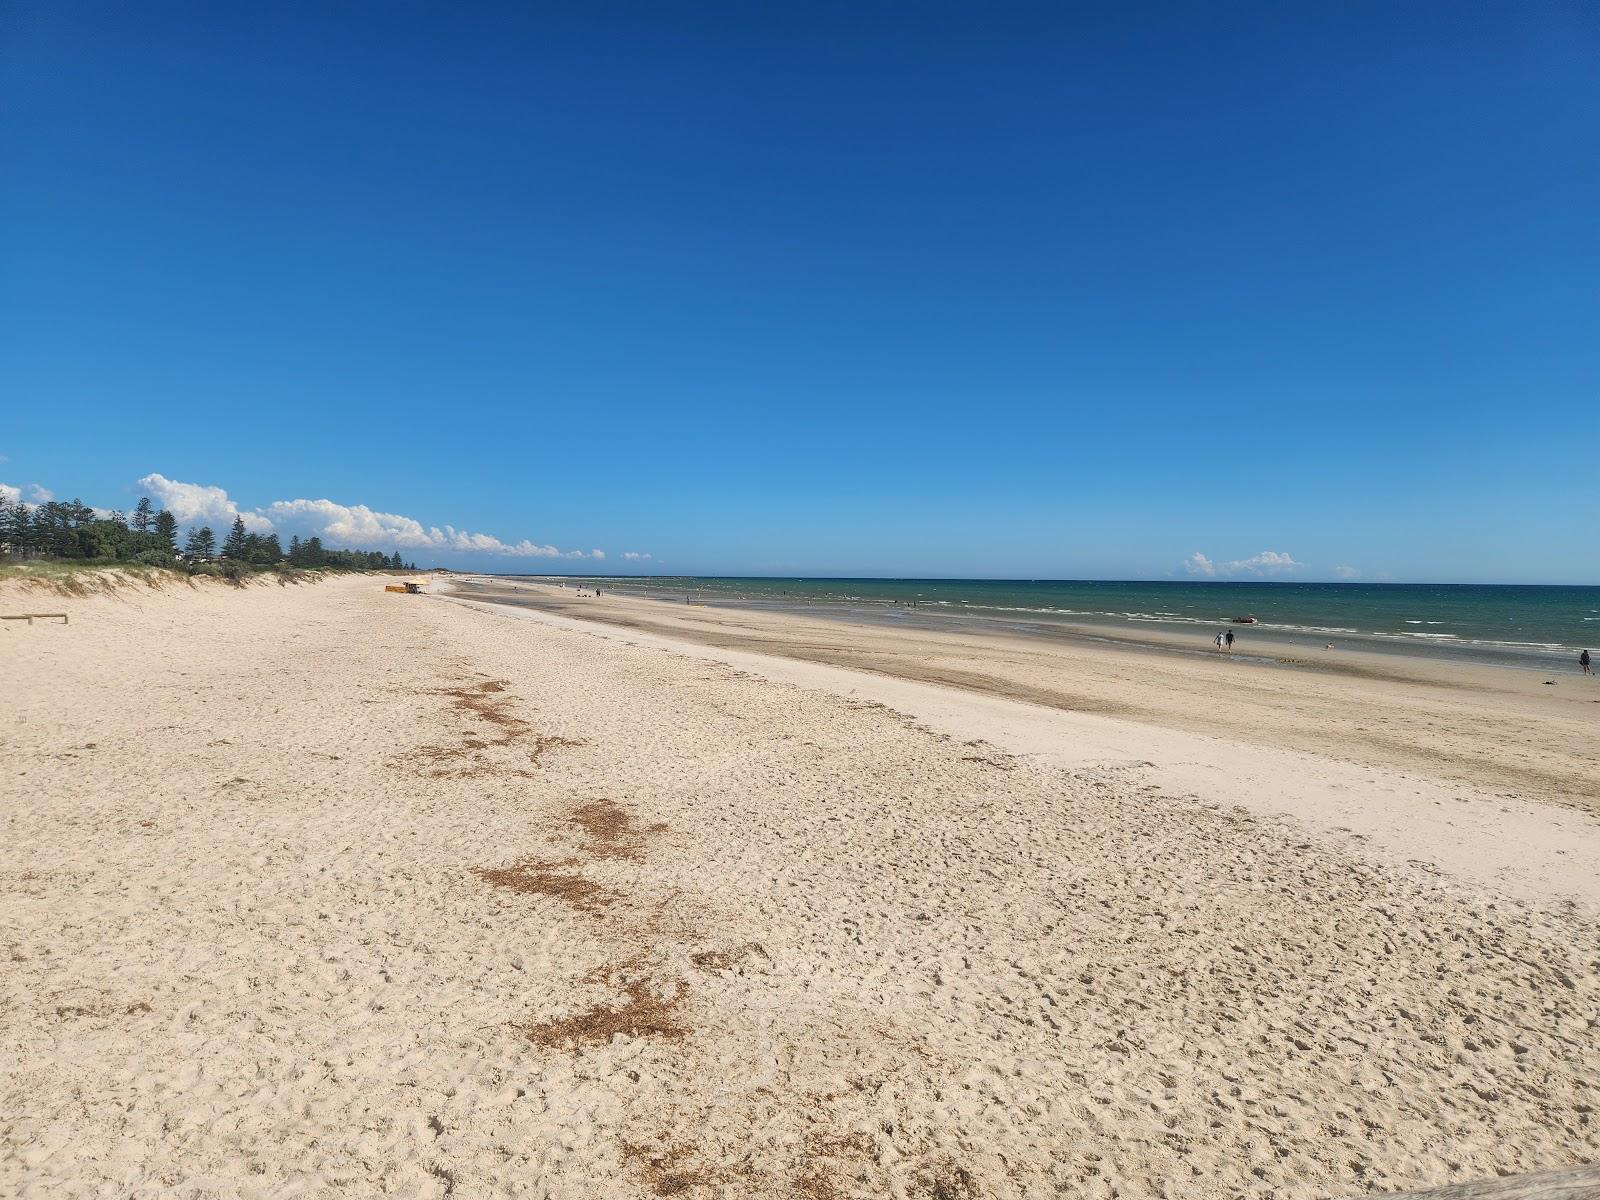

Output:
xmin=513 ymin=577 xmax=1600 ymax=672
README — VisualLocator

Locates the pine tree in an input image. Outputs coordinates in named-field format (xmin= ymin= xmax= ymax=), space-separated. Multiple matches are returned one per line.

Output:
xmin=185 ymin=526 xmax=216 ymax=560
xmin=154 ymin=510 xmax=178 ymax=554
xmin=9 ymin=502 xmax=32 ymax=555
xmin=305 ymin=535 xmax=324 ymax=566
xmin=131 ymin=497 xmax=154 ymax=533
xmin=109 ymin=509 xmax=128 ymax=529
xmin=261 ymin=533 xmax=283 ymax=562
xmin=30 ymin=503 xmax=53 ymax=553
xmin=288 ymin=534 xmax=302 ymax=565
xmin=222 ymin=515 xmax=249 ymax=560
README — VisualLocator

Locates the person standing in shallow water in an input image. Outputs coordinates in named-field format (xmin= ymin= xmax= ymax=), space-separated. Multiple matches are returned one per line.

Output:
xmin=1583 ymin=649 xmax=1593 ymax=675
xmin=1225 ymin=629 xmax=1235 ymax=652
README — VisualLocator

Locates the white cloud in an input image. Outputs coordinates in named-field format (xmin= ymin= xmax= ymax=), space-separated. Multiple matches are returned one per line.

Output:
xmin=262 ymin=497 xmax=601 ymax=558
xmin=16 ymin=468 xmax=625 ymax=564
xmin=138 ymin=473 xmax=273 ymax=532
xmin=622 ymin=551 xmax=653 ymax=561
xmin=130 ymin=475 xmax=599 ymax=560
xmin=1225 ymin=550 xmax=1300 ymax=574
xmin=1185 ymin=549 xmax=1302 ymax=578
xmin=1 ymin=482 xmax=54 ymax=505
xmin=1331 ymin=564 xmax=1361 ymax=580
xmin=264 ymin=498 xmax=423 ymax=547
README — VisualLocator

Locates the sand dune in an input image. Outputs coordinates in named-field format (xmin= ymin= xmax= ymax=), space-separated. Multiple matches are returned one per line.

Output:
xmin=3 ymin=575 xmax=1597 ymax=1197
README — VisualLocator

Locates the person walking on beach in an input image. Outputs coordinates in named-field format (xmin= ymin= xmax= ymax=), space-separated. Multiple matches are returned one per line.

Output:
xmin=1225 ymin=629 xmax=1235 ymax=652
xmin=1583 ymin=649 xmax=1593 ymax=675
xmin=1214 ymin=632 xmax=1225 ymax=651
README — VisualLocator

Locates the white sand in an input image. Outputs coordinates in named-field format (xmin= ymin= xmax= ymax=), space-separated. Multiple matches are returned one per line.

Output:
xmin=4 ymin=574 xmax=1598 ymax=1198
xmin=450 ymin=587 xmax=1600 ymax=909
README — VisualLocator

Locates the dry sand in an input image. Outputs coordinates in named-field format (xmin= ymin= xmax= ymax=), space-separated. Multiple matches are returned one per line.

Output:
xmin=3 ymin=573 xmax=1598 ymax=1198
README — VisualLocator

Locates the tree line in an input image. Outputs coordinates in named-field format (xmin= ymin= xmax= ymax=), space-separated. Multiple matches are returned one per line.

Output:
xmin=0 ymin=496 xmax=178 ymax=564
xmin=1 ymin=495 xmax=417 ymax=573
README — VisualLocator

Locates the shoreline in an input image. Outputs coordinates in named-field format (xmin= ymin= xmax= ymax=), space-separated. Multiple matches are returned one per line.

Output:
xmin=514 ymin=575 xmax=1600 ymax=675
xmin=453 ymin=576 xmax=1600 ymax=818
xmin=617 ymin=591 xmax=1579 ymax=689
xmin=442 ymin=578 xmax=1600 ymax=910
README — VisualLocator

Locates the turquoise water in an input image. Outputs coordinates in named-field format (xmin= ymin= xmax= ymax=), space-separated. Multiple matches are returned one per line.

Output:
xmin=522 ymin=577 xmax=1600 ymax=671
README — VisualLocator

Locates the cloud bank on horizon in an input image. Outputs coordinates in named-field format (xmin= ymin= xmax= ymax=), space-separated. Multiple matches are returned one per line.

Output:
xmin=1184 ymin=550 xmax=1303 ymax=578
xmin=132 ymin=474 xmax=608 ymax=561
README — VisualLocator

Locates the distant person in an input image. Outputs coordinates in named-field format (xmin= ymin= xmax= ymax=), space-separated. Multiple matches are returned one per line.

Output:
xmin=1225 ymin=629 xmax=1235 ymax=651
xmin=1583 ymin=649 xmax=1593 ymax=675
xmin=1214 ymin=632 xmax=1225 ymax=651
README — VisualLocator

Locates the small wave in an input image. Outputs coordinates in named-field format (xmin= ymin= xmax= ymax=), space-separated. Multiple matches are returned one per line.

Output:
xmin=1467 ymin=639 xmax=1568 ymax=651
xmin=960 ymin=603 xmax=1087 ymax=616
xmin=1267 ymin=624 xmax=1360 ymax=636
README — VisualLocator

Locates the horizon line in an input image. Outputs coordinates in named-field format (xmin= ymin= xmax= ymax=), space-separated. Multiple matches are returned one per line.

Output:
xmin=485 ymin=572 xmax=1600 ymax=588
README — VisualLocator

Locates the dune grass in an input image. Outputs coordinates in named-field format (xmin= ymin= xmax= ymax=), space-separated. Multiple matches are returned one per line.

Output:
xmin=0 ymin=559 xmax=343 ymax=595
xmin=0 ymin=560 xmax=185 ymax=595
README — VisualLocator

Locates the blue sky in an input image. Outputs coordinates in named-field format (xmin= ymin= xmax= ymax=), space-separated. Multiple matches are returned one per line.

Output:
xmin=2 ymin=2 xmax=1596 ymax=581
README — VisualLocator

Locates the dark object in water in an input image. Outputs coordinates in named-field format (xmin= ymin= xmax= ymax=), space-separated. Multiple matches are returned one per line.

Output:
xmin=1230 ymin=615 xmax=1258 ymax=624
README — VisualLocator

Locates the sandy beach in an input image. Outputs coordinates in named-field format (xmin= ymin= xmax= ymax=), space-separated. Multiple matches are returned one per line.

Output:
xmin=456 ymin=579 xmax=1600 ymax=819
xmin=4 ymin=573 xmax=1598 ymax=1198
